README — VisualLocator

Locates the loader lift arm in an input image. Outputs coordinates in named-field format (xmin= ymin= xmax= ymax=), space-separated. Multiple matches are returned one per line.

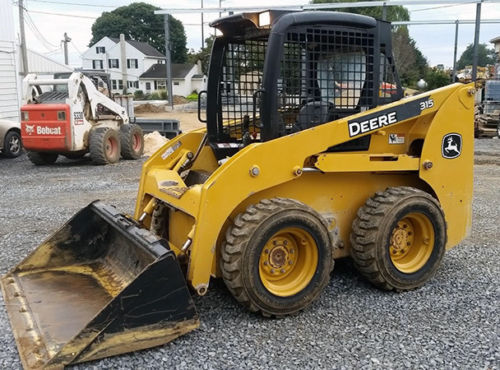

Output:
xmin=22 ymin=72 xmax=129 ymax=124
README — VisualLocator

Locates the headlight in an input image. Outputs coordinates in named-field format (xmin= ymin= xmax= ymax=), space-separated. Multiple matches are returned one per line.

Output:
xmin=21 ymin=111 xmax=29 ymax=121
xmin=57 ymin=111 xmax=66 ymax=121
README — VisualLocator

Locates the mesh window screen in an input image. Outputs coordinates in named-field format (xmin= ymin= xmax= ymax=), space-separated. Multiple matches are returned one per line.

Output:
xmin=220 ymin=40 xmax=267 ymax=140
xmin=281 ymin=27 xmax=374 ymax=133
xmin=218 ymin=27 xmax=375 ymax=142
xmin=380 ymin=53 xmax=398 ymax=99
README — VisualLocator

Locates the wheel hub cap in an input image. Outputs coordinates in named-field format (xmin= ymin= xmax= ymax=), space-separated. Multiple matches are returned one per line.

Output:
xmin=258 ymin=228 xmax=318 ymax=297
xmin=389 ymin=214 xmax=434 ymax=274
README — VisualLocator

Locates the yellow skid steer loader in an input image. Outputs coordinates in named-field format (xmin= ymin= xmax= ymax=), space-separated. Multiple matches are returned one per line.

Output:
xmin=1 ymin=10 xmax=474 ymax=369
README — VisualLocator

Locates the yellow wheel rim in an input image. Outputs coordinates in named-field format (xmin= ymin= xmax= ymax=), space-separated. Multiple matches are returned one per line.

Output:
xmin=258 ymin=227 xmax=318 ymax=297
xmin=389 ymin=213 xmax=435 ymax=274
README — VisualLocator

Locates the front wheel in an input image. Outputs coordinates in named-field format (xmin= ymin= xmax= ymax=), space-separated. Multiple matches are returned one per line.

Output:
xmin=221 ymin=198 xmax=334 ymax=317
xmin=3 ymin=130 xmax=22 ymax=158
xmin=350 ymin=187 xmax=446 ymax=291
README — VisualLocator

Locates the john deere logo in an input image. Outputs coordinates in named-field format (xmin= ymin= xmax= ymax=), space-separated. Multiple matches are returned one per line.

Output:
xmin=442 ymin=133 xmax=462 ymax=159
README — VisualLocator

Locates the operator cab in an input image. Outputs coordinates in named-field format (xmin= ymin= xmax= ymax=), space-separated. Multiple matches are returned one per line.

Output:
xmin=202 ymin=10 xmax=403 ymax=159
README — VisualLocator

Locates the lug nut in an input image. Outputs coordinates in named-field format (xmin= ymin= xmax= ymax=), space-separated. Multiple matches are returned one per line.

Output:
xmin=270 ymin=269 xmax=275 ymax=274
xmin=289 ymin=260 xmax=293 ymax=265
xmin=263 ymin=261 xmax=268 ymax=266
xmin=264 ymin=249 xmax=269 ymax=254
xmin=280 ymin=269 xmax=285 ymax=273
xmin=283 ymin=240 xmax=288 ymax=246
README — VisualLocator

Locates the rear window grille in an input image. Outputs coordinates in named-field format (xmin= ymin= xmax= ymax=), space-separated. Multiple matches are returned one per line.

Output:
xmin=281 ymin=27 xmax=375 ymax=133
xmin=220 ymin=40 xmax=267 ymax=140
xmin=218 ymin=28 xmax=375 ymax=141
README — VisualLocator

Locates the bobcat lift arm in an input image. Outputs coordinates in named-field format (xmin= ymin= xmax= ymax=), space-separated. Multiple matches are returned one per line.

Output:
xmin=22 ymin=72 xmax=129 ymax=124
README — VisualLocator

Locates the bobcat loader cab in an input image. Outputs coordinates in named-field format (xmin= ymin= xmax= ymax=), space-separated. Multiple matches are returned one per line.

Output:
xmin=2 ymin=10 xmax=474 ymax=369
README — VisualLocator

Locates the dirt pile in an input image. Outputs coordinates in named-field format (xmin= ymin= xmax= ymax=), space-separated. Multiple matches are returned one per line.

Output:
xmin=173 ymin=95 xmax=189 ymax=104
xmin=143 ymin=131 xmax=168 ymax=156
xmin=135 ymin=103 xmax=166 ymax=113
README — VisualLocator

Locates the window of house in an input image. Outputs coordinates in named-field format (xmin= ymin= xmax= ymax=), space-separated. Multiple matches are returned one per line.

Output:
xmin=112 ymin=80 xmax=117 ymax=90
xmin=118 ymin=80 xmax=123 ymax=89
xmin=95 ymin=46 xmax=105 ymax=54
xmin=173 ymin=82 xmax=180 ymax=86
xmin=108 ymin=59 xmax=119 ymax=69
xmin=92 ymin=60 xmax=103 ymax=69
xmin=145 ymin=82 xmax=151 ymax=90
xmin=157 ymin=81 xmax=166 ymax=90
xmin=128 ymin=81 xmax=139 ymax=88
xmin=127 ymin=59 xmax=138 ymax=69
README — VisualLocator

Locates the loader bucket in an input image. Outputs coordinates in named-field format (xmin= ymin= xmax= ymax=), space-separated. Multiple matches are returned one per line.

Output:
xmin=1 ymin=201 xmax=199 ymax=369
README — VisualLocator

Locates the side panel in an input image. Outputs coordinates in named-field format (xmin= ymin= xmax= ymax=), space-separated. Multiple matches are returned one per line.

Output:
xmin=419 ymin=85 xmax=475 ymax=248
xmin=21 ymin=104 xmax=72 ymax=151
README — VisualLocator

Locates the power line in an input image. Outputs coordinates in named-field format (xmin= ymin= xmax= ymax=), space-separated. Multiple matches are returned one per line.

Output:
xmin=24 ymin=10 xmax=60 ymax=50
xmin=410 ymin=3 xmax=474 ymax=12
xmin=26 ymin=0 xmax=118 ymax=8
xmin=26 ymin=9 xmax=98 ymax=19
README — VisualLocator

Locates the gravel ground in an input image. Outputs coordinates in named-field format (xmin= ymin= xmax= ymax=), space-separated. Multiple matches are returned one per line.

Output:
xmin=0 ymin=139 xmax=498 ymax=369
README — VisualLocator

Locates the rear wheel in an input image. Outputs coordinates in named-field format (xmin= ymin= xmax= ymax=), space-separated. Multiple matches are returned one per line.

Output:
xmin=120 ymin=124 xmax=144 ymax=159
xmin=350 ymin=187 xmax=446 ymax=291
xmin=27 ymin=151 xmax=58 ymax=165
xmin=89 ymin=127 xmax=120 ymax=165
xmin=3 ymin=130 xmax=22 ymax=158
xmin=221 ymin=198 xmax=333 ymax=317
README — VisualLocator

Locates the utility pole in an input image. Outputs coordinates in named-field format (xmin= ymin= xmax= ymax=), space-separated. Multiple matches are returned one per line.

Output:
xmin=18 ymin=0 xmax=28 ymax=75
xmin=62 ymin=33 xmax=71 ymax=65
xmin=120 ymin=33 xmax=128 ymax=94
xmin=201 ymin=0 xmax=205 ymax=49
xmin=452 ymin=20 xmax=459 ymax=82
xmin=164 ymin=15 xmax=174 ymax=110
xmin=471 ymin=1 xmax=482 ymax=82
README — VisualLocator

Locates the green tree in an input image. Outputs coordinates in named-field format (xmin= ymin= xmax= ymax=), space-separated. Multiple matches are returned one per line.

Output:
xmin=424 ymin=68 xmax=451 ymax=90
xmin=311 ymin=0 xmax=409 ymax=22
xmin=187 ymin=35 xmax=216 ymax=74
xmin=310 ymin=0 xmax=430 ymax=87
xmin=90 ymin=2 xmax=187 ymax=63
xmin=457 ymin=43 xmax=496 ymax=69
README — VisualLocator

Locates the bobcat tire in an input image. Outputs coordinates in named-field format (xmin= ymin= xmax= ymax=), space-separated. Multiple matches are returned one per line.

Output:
xmin=27 ymin=151 xmax=58 ymax=165
xmin=350 ymin=187 xmax=446 ymax=291
xmin=221 ymin=198 xmax=333 ymax=317
xmin=120 ymin=124 xmax=144 ymax=159
xmin=3 ymin=130 xmax=22 ymax=158
xmin=89 ymin=127 xmax=120 ymax=165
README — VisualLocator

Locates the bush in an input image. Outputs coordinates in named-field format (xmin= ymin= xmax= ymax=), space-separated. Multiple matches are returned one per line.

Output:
xmin=159 ymin=89 xmax=168 ymax=100
xmin=150 ymin=92 xmax=161 ymax=100
xmin=134 ymin=90 xmax=144 ymax=100
xmin=186 ymin=92 xmax=198 ymax=101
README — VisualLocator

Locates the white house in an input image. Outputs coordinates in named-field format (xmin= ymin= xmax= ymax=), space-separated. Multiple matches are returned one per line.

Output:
xmin=82 ymin=37 xmax=165 ymax=94
xmin=0 ymin=2 xmax=20 ymax=121
xmin=139 ymin=61 xmax=207 ymax=97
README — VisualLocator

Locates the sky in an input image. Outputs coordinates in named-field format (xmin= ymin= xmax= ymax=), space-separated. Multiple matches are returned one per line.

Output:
xmin=11 ymin=0 xmax=500 ymax=71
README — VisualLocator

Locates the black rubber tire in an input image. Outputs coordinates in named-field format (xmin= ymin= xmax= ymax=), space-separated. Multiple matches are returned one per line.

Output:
xmin=221 ymin=198 xmax=334 ymax=317
xmin=350 ymin=187 xmax=446 ymax=291
xmin=63 ymin=152 xmax=86 ymax=160
xmin=120 ymin=124 xmax=144 ymax=159
xmin=27 ymin=151 xmax=58 ymax=165
xmin=3 ymin=130 xmax=23 ymax=158
xmin=89 ymin=127 xmax=120 ymax=165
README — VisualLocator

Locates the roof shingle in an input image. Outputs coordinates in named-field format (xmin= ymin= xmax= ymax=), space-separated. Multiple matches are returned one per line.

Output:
xmin=108 ymin=37 xmax=164 ymax=58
